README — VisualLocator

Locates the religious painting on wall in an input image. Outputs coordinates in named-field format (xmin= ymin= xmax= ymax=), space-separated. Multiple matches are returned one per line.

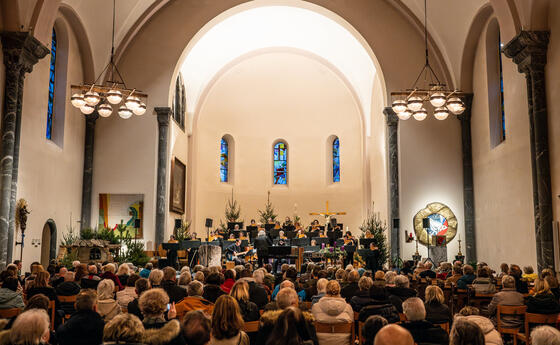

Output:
xmin=98 ymin=193 xmax=144 ymax=238
xmin=413 ymin=202 xmax=457 ymax=246
xmin=170 ymin=157 xmax=186 ymax=214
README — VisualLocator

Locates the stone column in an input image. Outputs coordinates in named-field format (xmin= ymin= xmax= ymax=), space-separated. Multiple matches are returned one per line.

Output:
xmin=79 ymin=112 xmax=99 ymax=231
xmin=0 ymin=32 xmax=48 ymax=267
xmin=155 ymin=107 xmax=171 ymax=247
xmin=457 ymin=94 xmax=476 ymax=262
xmin=503 ymin=31 xmax=554 ymax=271
xmin=383 ymin=107 xmax=400 ymax=263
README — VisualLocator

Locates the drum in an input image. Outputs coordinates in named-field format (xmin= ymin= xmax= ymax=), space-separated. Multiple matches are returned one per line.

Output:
xmin=199 ymin=244 xmax=222 ymax=267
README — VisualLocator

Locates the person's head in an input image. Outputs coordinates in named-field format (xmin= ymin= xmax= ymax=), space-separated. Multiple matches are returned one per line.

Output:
xmin=452 ymin=264 xmax=462 ymax=275
xmin=477 ymin=266 xmax=490 ymax=278
xmin=531 ymin=325 xmax=560 ymax=345
xmin=276 ymin=287 xmax=299 ymax=309
xmin=285 ymin=266 xmax=297 ymax=281
xmin=502 ymin=275 xmax=516 ymax=289
xmin=162 ymin=266 xmax=176 ymax=282
xmin=14 ymin=260 xmax=22 ymax=270
xmin=223 ymin=269 xmax=235 ymax=281
xmin=230 ymin=281 xmax=250 ymax=302
xmin=75 ymin=289 xmax=97 ymax=311
xmin=450 ymin=318 xmax=485 ymax=345
xmin=347 ymin=270 xmax=360 ymax=283
xmin=126 ymin=273 xmax=140 ymax=288
xmin=187 ymin=280 xmax=204 ymax=297
xmin=139 ymin=288 xmax=168 ymax=318
xmin=395 ymin=275 xmax=410 ymax=288
xmin=211 ymin=295 xmax=243 ymax=340
xmin=149 ymin=269 xmax=164 ymax=286
xmin=402 ymin=297 xmax=426 ymax=321
xmin=103 ymin=313 xmax=144 ymax=343
xmin=253 ymin=269 xmax=264 ymax=284
xmin=206 ymin=272 xmax=221 ymax=285
xmin=424 ymin=261 xmax=433 ymax=270
xmin=335 ymin=268 xmax=346 ymax=281
xmin=524 ymin=265 xmax=535 ymax=275
xmin=24 ymin=294 xmax=50 ymax=312
xmin=544 ymin=275 xmax=559 ymax=290
xmin=2 ymin=277 xmax=19 ymax=292
xmin=74 ymin=264 xmax=87 ymax=281
xmin=194 ymin=271 xmax=205 ymax=282
xmin=326 ymin=280 xmax=341 ymax=297
xmin=97 ymin=279 xmax=115 ymax=300
xmin=178 ymin=272 xmax=192 ymax=286
xmin=510 ymin=264 xmax=522 ymax=277
xmin=374 ymin=324 xmax=414 ymax=345
xmin=145 ymin=262 xmax=153 ymax=270
xmin=374 ymin=270 xmax=385 ymax=281
xmin=250 ymin=219 xmax=256 ymax=225
xmin=358 ymin=276 xmax=373 ymax=292
xmin=58 ymin=266 xmax=68 ymax=276
xmin=134 ymin=278 xmax=151 ymax=296
xmin=462 ymin=265 xmax=474 ymax=275
xmin=385 ymin=271 xmax=397 ymax=285
xmin=363 ymin=316 xmax=388 ymax=344
xmin=533 ymin=278 xmax=551 ymax=295
xmin=235 ymin=238 xmax=241 ymax=246
xmin=500 ymin=263 xmax=509 ymax=274
xmin=87 ymin=264 xmax=98 ymax=275
xmin=32 ymin=271 xmax=50 ymax=288
xmin=425 ymin=285 xmax=445 ymax=304
xmin=458 ymin=306 xmax=480 ymax=316
xmin=10 ymin=309 xmax=50 ymax=345
xmin=182 ymin=310 xmax=211 ymax=345
xmin=267 ymin=307 xmax=314 ymax=345
xmin=63 ymin=272 xmax=74 ymax=282
xmin=102 ymin=264 xmax=115 ymax=274
xmin=117 ymin=263 xmax=130 ymax=276
xmin=316 ymin=278 xmax=328 ymax=294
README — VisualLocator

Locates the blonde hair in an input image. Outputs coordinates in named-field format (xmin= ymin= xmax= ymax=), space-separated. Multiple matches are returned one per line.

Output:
xmin=103 ymin=313 xmax=145 ymax=343
xmin=97 ymin=279 xmax=115 ymax=300
xmin=117 ymin=263 xmax=130 ymax=276
xmin=148 ymin=269 xmax=164 ymax=286
xmin=103 ymin=264 xmax=116 ymax=274
xmin=425 ymin=285 xmax=445 ymax=304
xmin=316 ymin=278 xmax=328 ymax=294
xmin=358 ymin=276 xmax=373 ymax=291
xmin=230 ymin=281 xmax=250 ymax=302
xmin=31 ymin=271 xmax=50 ymax=288
xmin=533 ymin=278 xmax=551 ymax=295
xmin=374 ymin=270 xmax=385 ymax=280
xmin=326 ymin=280 xmax=341 ymax=296
xmin=10 ymin=309 xmax=50 ymax=345
xmin=139 ymin=288 xmax=169 ymax=317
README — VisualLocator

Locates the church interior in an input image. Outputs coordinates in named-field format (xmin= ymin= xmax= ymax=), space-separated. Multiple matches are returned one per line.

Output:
xmin=0 ymin=0 xmax=559 ymax=343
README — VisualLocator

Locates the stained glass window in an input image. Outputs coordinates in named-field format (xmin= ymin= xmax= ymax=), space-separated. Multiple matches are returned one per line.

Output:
xmin=498 ymin=36 xmax=506 ymax=141
xmin=46 ymin=29 xmax=56 ymax=140
xmin=333 ymin=137 xmax=340 ymax=182
xmin=220 ymin=138 xmax=228 ymax=182
xmin=273 ymin=142 xmax=287 ymax=185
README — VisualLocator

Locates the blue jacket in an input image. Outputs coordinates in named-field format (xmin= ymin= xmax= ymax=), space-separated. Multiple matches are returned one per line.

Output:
xmin=456 ymin=273 xmax=476 ymax=289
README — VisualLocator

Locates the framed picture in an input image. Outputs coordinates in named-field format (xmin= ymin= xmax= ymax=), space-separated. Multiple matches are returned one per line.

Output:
xmin=170 ymin=158 xmax=186 ymax=214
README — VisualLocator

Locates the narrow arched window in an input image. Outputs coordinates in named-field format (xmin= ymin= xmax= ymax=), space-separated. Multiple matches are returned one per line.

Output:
xmin=498 ymin=33 xmax=505 ymax=141
xmin=220 ymin=137 xmax=229 ymax=182
xmin=332 ymin=137 xmax=340 ymax=182
xmin=486 ymin=19 xmax=506 ymax=147
xmin=46 ymin=29 xmax=56 ymax=140
xmin=173 ymin=73 xmax=186 ymax=130
xmin=273 ymin=141 xmax=287 ymax=185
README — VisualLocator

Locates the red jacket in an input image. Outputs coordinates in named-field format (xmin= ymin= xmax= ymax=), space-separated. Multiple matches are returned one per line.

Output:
xmin=221 ymin=278 xmax=235 ymax=294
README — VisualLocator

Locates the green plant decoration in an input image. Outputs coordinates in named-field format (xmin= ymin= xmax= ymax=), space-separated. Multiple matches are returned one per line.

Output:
xmin=359 ymin=203 xmax=388 ymax=268
xmin=80 ymin=227 xmax=96 ymax=240
xmin=258 ymin=191 xmax=277 ymax=224
xmin=174 ymin=219 xmax=191 ymax=242
xmin=225 ymin=189 xmax=241 ymax=222
xmin=61 ymin=214 xmax=78 ymax=246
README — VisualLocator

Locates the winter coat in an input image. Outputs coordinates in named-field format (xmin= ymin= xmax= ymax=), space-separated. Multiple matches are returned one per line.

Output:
xmin=257 ymin=309 xmax=318 ymax=345
xmin=143 ymin=319 xmax=187 ymax=345
xmin=358 ymin=300 xmax=400 ymax=323
xmin=247 ymin=281 xmax=269 ymax=309
xmin=100 ymin=272 xmax=123 ymax=290
xmin=340 ymin=282 xmax=359 ymax=303
xmin=97 ymin=298 xmax=122 ymax=322
xmin=456 ymin=274 xmax=476 ymax=289
xmin=311 ymin=296 xmax=354 ymax=345
xmin=386 ymin=286 xmax=417 ymax=313
xmin=400 ymin=320 xmax=449 ymax=345
xmin=208 ymin=331 xmax=250 ymax=345
xmin=424 ymin=301 xmax=452 ymax=324
xmin=161 ymin=280 xmax=187 ymax=304
xmin=237 ymin=299 xmax=260 ymax=322
xmin=221 ymin=279 xmax=235 ymax=294
xmin=487 ymin=288 xmax=525 ymax=328
xmin=127 ymin=298 xmax=143 ymax=320
xmin=472 ymin=277 xmax=496 ymax=294
xmin=56 ymin=309 xmax=105 ymax=345
xmin=526 ymin=293 xmax=560 ymax=314
xmin=0 ymin=288 xmax=24 ymax=309
xmin=458 ymin=315 xmax=503 ymax=345
xmin=175 ymin=296 xmax=214 ymax=320
xmin=56 ymin=281 xmax=81 ymax=296
xmin=202 ymin=284 xmax=225 ymax=303
xmin=350 ymin=290 xmax=375 ymax=312
xmin=139 ymin=268 xmax=151 ymax=279
xmin=117 ymin=286 xmax=138 ymax=309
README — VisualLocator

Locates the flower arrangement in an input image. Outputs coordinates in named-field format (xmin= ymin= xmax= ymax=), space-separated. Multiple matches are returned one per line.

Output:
xmin=319 ymin=247 xmax=347 ymax=260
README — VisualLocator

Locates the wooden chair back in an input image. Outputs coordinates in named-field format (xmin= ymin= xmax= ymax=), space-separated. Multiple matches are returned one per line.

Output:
xmin=314 ymin=321 xmax=354 ymax=341
xmin=358 ymin=321 xmax=364 ymax=344
xmin=434 ymin=322 xmax=450 ymax=334
xmin=242 ymin=320 xmax=260 ymax=333
xmin=496 ymin=305 xmax=526 ymax=336
xmin=58 ymin=295 xmax=77 ymax=303
xmin=157 ymin=244 xmax=167 ymax=258
xmin=49 ymin=300 xmax=56 ymax=331
xmin=519 ymin=313 xmax=560 ymax=345
xmin=0 ymin=308 xmax=21 ymax=319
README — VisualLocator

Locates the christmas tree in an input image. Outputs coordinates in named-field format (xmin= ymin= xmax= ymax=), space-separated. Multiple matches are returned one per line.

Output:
xmin=258 ymin=191 xmax=277 ymax=224
xmin=225 ymin=189 xmax=241 ymax=222
xmin=359 ymin=203 xmax=388 ymax=268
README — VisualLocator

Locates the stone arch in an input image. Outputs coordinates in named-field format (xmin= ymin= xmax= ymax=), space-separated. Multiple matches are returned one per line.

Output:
xmin=40 ymin=219 xmax=57 ymax=266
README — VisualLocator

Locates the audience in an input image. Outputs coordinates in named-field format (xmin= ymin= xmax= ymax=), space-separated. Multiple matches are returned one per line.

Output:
xmin=127 ymin=277 xmax=151 ymax=320
xmin=139 ymin=262 xmax=153 ymax=278
xmin=487 ymin=275 xmax=524 ymax=328
xmin=350 ymin=276 xmax=374 ymax=311
xmin=26 ymin=271 xmax=57 ymax=303
xmin=531 ymin=325 xmax=560 ymax=345
xmin=162 ymin=267 xmax=187 ymax=304
xmin=510 ymin=264 xmax=529 ymax=293
xmin=117 ymin=273 xmax=139 ymax=309
xmin=81 ymin=265 xmax=101 ymax=289
xmin=311 ymin=278 xmax=328 ymax=305
xmin=400 ymin=297 xmax=449 ymax=345
xmin=471 ymin=266 xmax=496 ymax=294
xmin=266 ymin=307 xmax=318 ymax=345
xmin=312 ymin=280 xmax=353 ymax=345
xmin=56 ymin=289 xmax=105 ymax=345
xmin=210 ymin=295 xmax=249 ymax=345
xmin=117 ymin=263 xmax=131 ymax=286
xmin=424 ymin=285 xmax=452 ymax=324
xmin=456 ymin=265 xmax=476 ymax=289
xmin=526 ymin=278 xmax=560 ymax=314
xmin=230 ymin=281 xmax=259 ymax=321
xmin=148 ymin=269 xmax=164 ymax=288
xmin=362 ymin=315 xmax=388 ymax=345
xmin=522 ymin=265 xmax=538 ymax=282
xmin=358 ymin=283 xmax=399 ymax=323
xmin=5 ymin=309 xmax=51 ymax=345
xmin=102 ymin=313 xmax=145 ymax=344
xmin=181 ymin=310 xmax=212 ymax=345
xmin=203 ymin=272 xmax=226 ymax=303
xmin=0 ymin=277 xmax=24 ymax=309
xmin=175 ymin=280 xmax=214 ymax=319
xmin=139 ymin=288 xmax=186 ymax=345
xmin=387 ymin=275 xmax=416 ymax=313
xmin=100 ymin=264 xmax=123 ymax=291
xmin=446 ymin=264 xmax=463 ymax=285
xmin=456 ymin=306 xmax=503 ymax=345
xmin=221 ymin=269 xmax=236 ymax=294
xmin=373 ymin=324 xmax=414 ymax=345
xmin=449 ymin=318 xmax=485 ymax=345
xmin=340 ymin=270 xmax=360 ymax=303
xmin=96 ymin=279 xmax=122 ymax=322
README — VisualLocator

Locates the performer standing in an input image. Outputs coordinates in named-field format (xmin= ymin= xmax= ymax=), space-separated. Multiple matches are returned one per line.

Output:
xmin=366 ymin=242 xmax=380 ymax=272
xmin=253 ymin=230 xmax=272 ymax=267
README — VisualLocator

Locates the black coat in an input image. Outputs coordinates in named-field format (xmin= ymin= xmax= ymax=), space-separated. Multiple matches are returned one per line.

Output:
xmin=56 ymin=281 xmax=81 ymax=296
xmin=254 ymin=236 xmax=272 ymax=254
xmin=127 ymin=298 xmax=143 ymax=320
xmin=56 ymin=309 xmax=105 ymax=345
xmin=161 ymin=280 xmax=187 ymax=304
xmin=387 ymin=286 xmax=417 ymax=313
xmin=238 ymin=299 xmax=260 ymax=321
xmin=424 ymin=301 xmax=452 ymax=324
xmin=248 ymin=281 xmax=269 ymax=309
xmin=202 ymin=284 xmax=225 ymax=303
xmin=350 ymin=290 xmax=376 ymax=312
xmin=400 ymin=320 xmax=449 ymax=345
xmin=358 ymin=300 xmax=400 ymax=323
xmin=526 ymin=293 xmax=560 ymax=314
xmin=341 ymin=282 xmax=360 ymax=303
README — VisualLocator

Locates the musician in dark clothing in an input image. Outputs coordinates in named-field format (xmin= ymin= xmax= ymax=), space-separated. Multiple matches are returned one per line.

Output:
xmin=226 ymin=239 xmax=246 ymax=265
xmin=365 ymin=242 xmax=380 ymax=271
xmin=253 ymin=230 xmax=273 ymax=267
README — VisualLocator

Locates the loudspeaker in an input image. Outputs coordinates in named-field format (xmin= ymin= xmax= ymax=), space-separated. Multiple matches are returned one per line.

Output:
xmin=392 ymin=218 xmax=400 ymax=229
xmin=174 ymin=219 xmax=182 ymax=229
xmin=422 ymin=218 xmax=430 ymax=229
xmin=205 ymin=218 xmax=213 ymax=228
xmin=330 ymin=217 xmax=337 ymax=228
xmin=134 ymin=219 xmax=141 ymax=229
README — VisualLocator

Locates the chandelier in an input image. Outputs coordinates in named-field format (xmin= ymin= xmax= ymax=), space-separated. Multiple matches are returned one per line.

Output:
xmin=69 ymin=0 xmax=147 ymax=119
xmin=390 ymin=0 xmax=465 ymax=121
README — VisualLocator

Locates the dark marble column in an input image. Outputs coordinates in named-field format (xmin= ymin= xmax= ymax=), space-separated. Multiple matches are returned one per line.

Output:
xmin=457 ymin=94 xmax=476 ymax=263
xmin=0 ymin=32 xmax=48 ymax=267
xmin=79 ymin=112 xmax=99 ymax=231
xmin=155 ymin=107 xmax=171 ymax=247
xmin=503 ymin=31 xmax=553 ymax=271
xmin=383 ymin=107 xmax=400 ymax=262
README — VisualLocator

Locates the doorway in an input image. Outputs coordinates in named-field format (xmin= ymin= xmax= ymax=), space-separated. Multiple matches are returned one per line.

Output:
xmin=40 ymin=220 xmax=57 ymax=267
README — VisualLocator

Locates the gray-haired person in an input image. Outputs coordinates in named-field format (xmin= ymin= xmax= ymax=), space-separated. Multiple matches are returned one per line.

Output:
xmin=253 ymin=230 xmax=272 ymax=267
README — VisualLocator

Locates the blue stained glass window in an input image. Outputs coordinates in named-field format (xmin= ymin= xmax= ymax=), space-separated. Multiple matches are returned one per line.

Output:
xmin=333 ymin=137 xmax=340 ymax=182
xmin=273 ymin=142 xmax=287 ymax=185
xmin=498 ymin=36 xmax=506 ymax=141
xmin=46 ymin=29 xmax=56 ymax=140
xmin=220 ymin=138 xmax=228 ymax=182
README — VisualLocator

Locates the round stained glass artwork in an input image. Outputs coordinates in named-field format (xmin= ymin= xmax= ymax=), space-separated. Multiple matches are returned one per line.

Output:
xmin=427 ymin=213 xmax=448 ymax=237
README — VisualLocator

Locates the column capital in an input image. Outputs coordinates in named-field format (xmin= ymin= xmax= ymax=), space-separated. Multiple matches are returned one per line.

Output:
xmin=155 ymin=107 xmax=172 ymax=126
xmin=0 ymin=32 xmax=49 ymax=73
xmin=383 ymin=107 xmax=398 ymax=126
xmin=503 ymin=30 xmax=550 ymax=74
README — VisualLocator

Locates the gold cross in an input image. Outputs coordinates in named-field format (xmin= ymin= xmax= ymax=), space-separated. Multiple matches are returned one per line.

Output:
xmin=309 ymin=201 xmax=346 ymax=218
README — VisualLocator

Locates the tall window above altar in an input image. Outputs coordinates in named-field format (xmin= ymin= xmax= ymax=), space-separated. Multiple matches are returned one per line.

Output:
xmin=333 ymin=137 xmax=340 ymax=182
xmin=46 ymin=29 xmax=57 ymax=140
xmin=273 ymin=141 xmax=287 ymax=185
xmin=220 ymin=137 xmax=229 ymax=182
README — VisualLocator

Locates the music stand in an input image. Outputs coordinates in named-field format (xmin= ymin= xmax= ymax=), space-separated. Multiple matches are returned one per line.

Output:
xmin=264 ymin=223 xmax=275 ymax=232
xmin=283 ymin=225 xmax=295 ymax=232
xmin=162 ymin=243 xmax=180 ymax=268
xmin=360 ymin=238 xmax=375 ymax=249
xmin=286 ymin=231 xmax=296 ymax=240
xmin=312 ymin=237 xmax=329 ymax=246
xmin=292 ymin=238 xmax=310 ymax=247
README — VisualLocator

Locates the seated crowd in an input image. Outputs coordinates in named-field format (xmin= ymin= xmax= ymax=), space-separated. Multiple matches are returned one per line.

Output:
xmin=0 ymin=259 xmax=558 ymax=345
